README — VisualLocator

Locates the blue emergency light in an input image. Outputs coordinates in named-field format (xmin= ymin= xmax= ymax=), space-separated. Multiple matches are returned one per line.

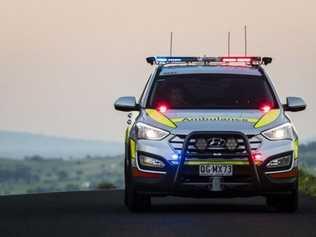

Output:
xmin=146 ymin=56 xmax=202 ymax=65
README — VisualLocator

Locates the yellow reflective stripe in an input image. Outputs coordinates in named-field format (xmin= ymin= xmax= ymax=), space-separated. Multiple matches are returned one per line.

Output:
xmin=130 ymin=139 xmax=136 ymax=160
xmin=125 ymin=127 xmax=131 ymax=143
xmin=254 ymin=109 xmax=280 ymax=128
xmin=146 ymin=109 xmax=176 ymax=128
xmin=171 ymin=117 xmax=185 ymax=123
xmin=247 ymin=118 xmax=259 ymax=123
xmin=185 ymin=160 xmax=249 ymax=165
xmin=293 ymin=139 xmax=299 ymax=159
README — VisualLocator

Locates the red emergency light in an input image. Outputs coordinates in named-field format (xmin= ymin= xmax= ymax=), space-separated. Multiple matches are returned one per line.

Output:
xmin=260 ymin=105 xmax=271 ymax=113
xmin=220 ymin=56 xmax=261 ymax=65
xmin=156 ymin=103 xmax=168 ymax=113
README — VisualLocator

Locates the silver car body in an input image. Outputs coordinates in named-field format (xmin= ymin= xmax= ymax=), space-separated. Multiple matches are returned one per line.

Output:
xmin=128 ymin=65 xmax=298 ymax=175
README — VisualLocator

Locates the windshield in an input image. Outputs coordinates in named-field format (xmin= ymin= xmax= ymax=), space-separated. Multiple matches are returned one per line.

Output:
xmin=147 ymin=73 xmax=278 ymax=110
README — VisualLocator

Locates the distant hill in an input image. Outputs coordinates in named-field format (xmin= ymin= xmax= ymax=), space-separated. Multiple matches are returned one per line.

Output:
xmin=0 ymin=131 xmax=123 ymax=159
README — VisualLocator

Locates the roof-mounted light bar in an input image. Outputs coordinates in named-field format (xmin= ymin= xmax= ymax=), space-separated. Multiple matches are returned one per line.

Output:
xmin=146 ymin=56 xmax=202 ymax=65
xmin=220 ymin=56 xmax=272 ymax=65
xmin=221 ymin=56 xmax=260 ymax=63
xmin=146 ymin=56 xmax=272 ymax=66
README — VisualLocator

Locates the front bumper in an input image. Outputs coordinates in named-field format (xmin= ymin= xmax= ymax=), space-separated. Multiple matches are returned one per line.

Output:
xmin=132 ymin=132 xmax=298 ymax=198
xmin=132 ymin=166 xmax=298 ymax=198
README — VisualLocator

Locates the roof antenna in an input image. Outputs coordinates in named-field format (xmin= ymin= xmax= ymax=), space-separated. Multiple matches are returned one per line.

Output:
xmin=244 ymin=25 xmax=248 ymax=56
xmin=170 ymin=32 xmax=173 ymax=56
xmin=227 ymin=31 xmax=231 ymax=56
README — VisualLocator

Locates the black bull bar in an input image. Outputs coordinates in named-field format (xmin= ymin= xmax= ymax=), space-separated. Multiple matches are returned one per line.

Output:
xmin=172 ymin=131 xmax=261 ymax=188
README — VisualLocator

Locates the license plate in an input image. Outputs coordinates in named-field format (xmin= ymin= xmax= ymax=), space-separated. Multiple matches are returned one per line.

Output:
xmin=199 ymin=164 xmax=233 ymax=176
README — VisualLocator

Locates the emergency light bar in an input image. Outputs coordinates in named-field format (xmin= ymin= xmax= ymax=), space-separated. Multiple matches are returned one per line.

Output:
xmin=146 ymin=56 xmax=216 ymax=65
xmin=146 ymin=56 xmax=202 ymax=65
xmin=146 ymin=56 xmax=272 ymax=66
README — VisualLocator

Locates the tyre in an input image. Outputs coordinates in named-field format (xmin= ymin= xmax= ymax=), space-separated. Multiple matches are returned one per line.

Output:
xmin=124 ymin=154 xmax=151 ymax=212
xmin=266 ymin=189 xmax=298 ymax=212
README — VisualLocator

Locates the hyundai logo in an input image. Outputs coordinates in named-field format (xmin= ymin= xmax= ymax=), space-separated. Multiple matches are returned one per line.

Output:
xmin=208 ymin=137 xmax=226 ymax=147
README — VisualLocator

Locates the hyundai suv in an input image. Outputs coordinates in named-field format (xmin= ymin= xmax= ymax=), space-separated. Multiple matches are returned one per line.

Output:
xmin=114 ymin=56 xmax=306 ymax=212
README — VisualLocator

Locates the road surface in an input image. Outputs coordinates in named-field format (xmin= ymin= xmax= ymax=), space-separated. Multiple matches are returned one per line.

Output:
xmin=0 ymin=190 xmax=315 ymax=237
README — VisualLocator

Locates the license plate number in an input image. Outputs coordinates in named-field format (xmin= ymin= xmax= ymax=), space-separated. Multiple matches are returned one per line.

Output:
xmin=199 ymin=164 xmax=233 ymax=176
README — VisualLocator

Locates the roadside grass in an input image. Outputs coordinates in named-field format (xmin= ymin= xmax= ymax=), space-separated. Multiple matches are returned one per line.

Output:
xmin=299 ymin=169 xmax=316 ymax=197
xmin=0 ymin=156 xmax=124 ymax=195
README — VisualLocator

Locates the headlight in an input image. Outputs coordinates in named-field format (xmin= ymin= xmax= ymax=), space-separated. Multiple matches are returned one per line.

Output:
xmin=262 ymin=123 xmax=294 ymax=140
xmin=266 ymin=154 xmax=292 ymax=168
xmin=139 ymin=155 xmax=165 ymax=168
xmin=136 ymin=122 xmax=169 ymax=140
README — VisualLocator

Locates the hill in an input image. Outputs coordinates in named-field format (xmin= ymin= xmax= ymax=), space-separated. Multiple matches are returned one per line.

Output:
xmin=0 ymin=130 xmax=123 ymax=159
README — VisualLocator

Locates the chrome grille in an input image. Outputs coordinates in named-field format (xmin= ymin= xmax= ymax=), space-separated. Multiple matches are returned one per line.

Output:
xmin=247 ymin=135 xmax=262 ymax=150
xmin=169 ymin=134 xmax=261 ymax=160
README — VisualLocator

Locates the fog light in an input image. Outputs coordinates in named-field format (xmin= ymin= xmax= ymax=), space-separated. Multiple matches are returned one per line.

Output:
xmin=171 ymin=154 xmax=179 ymax=160
xmin=195 ymin=138 xmax=208 ymax=151
xmin=226 ymin=137 xmax=238 ymax=151
xmin=139 ymin=155 xmax=165 ymax=168
xmin=266 ymin=155 xmax=291 ymax=168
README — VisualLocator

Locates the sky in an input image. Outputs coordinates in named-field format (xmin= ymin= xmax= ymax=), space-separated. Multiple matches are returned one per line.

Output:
xmin=0 ymin=0 xmax=316 ymax=142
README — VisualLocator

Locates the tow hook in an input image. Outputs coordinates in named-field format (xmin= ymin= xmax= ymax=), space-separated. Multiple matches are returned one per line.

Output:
xmin=209 ymin=177 xmax=223 ymax=191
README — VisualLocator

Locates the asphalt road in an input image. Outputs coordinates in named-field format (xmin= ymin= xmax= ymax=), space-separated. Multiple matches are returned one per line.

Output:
xmin=0 ymin=190 xmax=315 ymax=237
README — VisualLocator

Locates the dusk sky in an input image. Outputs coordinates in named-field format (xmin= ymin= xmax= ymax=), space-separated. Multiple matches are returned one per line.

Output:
xmin=1 ymin=0 xmax=315 ymax=142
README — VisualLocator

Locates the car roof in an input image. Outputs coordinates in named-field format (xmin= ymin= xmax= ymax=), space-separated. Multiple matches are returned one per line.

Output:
xmin=159 ymin=65 xmax=262 ymax=76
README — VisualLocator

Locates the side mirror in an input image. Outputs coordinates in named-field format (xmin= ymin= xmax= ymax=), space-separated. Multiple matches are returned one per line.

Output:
xmin=283 ymin=97 xmax=306 ymax=112
xmin=114 ymin=96 xmax=139 ymax=112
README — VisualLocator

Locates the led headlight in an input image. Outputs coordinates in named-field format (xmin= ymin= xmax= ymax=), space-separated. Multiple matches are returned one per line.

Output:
xmin=266 ymin=154 xmax=292 ymax=168
xmin=136 ymin=122 xmax=169 ymax=140
xmin=139 ymin=155 xmax=165 ymax=168
xmin=226 ymin=137 xmax=238 ymax=151
xmin=262 ymin=123 xmax=294 ymax=140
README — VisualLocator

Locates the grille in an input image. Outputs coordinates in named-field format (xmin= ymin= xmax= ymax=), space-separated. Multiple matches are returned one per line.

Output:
xmin=169 ymin=134 xmax=261 ymax=160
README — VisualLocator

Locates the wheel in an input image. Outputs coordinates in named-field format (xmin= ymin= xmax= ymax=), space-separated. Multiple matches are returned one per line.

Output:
xmin=124 ymin=154 xmax=151 ymax=212
xmin=266 ymin=189 xmax=298 ymax=213
xmin=125 ymin=182 xmax=151 ymax=212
